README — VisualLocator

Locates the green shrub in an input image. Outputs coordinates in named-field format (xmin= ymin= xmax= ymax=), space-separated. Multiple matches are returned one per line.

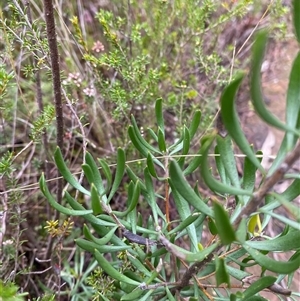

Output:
xmin=0 ymin=0 xmax=297 ymax=299
xmin=40 ymin=4 xmax=300 ymax=298
xmin=0 ymin=280 xmax=28 ymax=301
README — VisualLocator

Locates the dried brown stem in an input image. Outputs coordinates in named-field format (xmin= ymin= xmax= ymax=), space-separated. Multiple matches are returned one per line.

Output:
xmin=43 ymin=0 xmax=64 ymax=212
xmin=43 ymin=0 xmax=64 ymax=297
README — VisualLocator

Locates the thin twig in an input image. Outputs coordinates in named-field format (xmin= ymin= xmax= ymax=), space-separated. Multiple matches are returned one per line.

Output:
xmin=62 ymin=89 xmax=88 ymax=199
xmin=236 ymin=0 xmax=274 ymax=56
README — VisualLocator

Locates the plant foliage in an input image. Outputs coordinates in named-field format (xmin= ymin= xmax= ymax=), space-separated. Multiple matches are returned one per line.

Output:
xmin=40 ymin=4 xmax=300 ymax=296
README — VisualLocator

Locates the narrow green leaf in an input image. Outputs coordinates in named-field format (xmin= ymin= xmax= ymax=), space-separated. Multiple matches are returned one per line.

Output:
xmin=259 ymin=209 xmax=300 ymax=230
xmin=155 ymin=98 xmax=164 ymax=132
xmin=286 ymin=52 xmax=300 ymax=149
xmin=85 ymin=152 xmax=106 ymax=195
xmin=236 ymin=218 xmax=247 ymax=244
xmin=142 ymin=268 xmax=160 ymax=286
xmin=83 ymin=163 xmax=109 ymax=198
xmin=178 ymin=126 xmax=190 ymax=165
xmin=242 ymin=151 xmax=262 ymax=205
xmin=157 ymin=127 xmax=167 ymax=152
xmin=121 ymin=288 xmax=144 ymax=300
xmin=127 ymin=206 xmax=137 ymax=235
xmin=279 ymin=178 xmax=300 ymax=202
xmin=268 ymin=112 xmax=300 ymax=175
xmin=127 ymin=254 xmax=152 ymax=277
xmin=146 ymin=153 xmax=158 ymax=178
xmin=200 ymin=136 xmax=253 ymax=196
xmin=241 ymin=276 xmax=276 ymax=300
xmin=136 ymin=290 xmax=154 ymax=301
xmin=208 ymin=217 xmax=218 ymax=236
xmin=250 ymin=31 xmax=300 ymax=136
xmin=144 ymin=167 xmax=159 ymax=225
xmin=124 ymin=270 xmax=144 ymax=284
xmin=107 ymin=148 xmax=125 ymax=203
xmin=175 ymin=211 xmax=206 ymax=241
xmin=185 ymin=242 xmax=219 ymax=262
xmin=97 ymin=215 xmax=159 ymax=237
xmin=76 ymin=238 xmax=130 ymax=253
xmin=169 ymin=181 xmax=198 ymax=251
xmin=147 ymin=128 xmax=158 ymax=142
xmin=267 ymin=78 xmax=300 ymax=173
xmin=54 ymin=147 xmax=90 ymax=195
xmin=131 ymin=115 xmax=161 ymax=154
xmin=92 ymin=222 xmax=128 ymax=247
xmin=82 ymin=163 xmax=94 ymax=184
xmin=287 ymin=274 xmax=295 ymax=292
xmin=94 ymin=249 xmax=140 ymax=286
xmin=39 ymin=174 xmax=92 ymax=216
xmin=91 ymin=184 xmax=103 ymax=215
xmin=83 ymin=224 xmax=95 ymax=241
xmin=245 ymin=228 xmax=300 ymax=251
xmin=98 ymin=293 xmax=110 ymax=301
xmin=293 ymin=0 xmax=300 ymax=42
xmin=120 ymin=281 xmax=138 ymax=295
xmin=166 ymin=286 xmax=177 ymax=301
xmin=284 ymin=173 xmax=300 ymax=179
xmin=216 ymin=135 xmax=240 ymax=189
xmin=183 ymin=149 xmax=202 ymax=175
xmin=169 ymin=160 xmax=214 ymax=217
xmin=83 ymin=224 xmax=118 ymax=245
xmin=243 ymin=245 xmax=300 ymax=273
xmin=128 ymin=125 xmax=149 ymax=157
xmin=215 ymin=145 xmax=230 ymax=186
xmin=126 ymin=166 xmax=147 ymax=192
xmin=215 ymin=257 xmax=230 ymax=287
xmin=220 ymin=75 xmax=264 ymax=173
xmin=128 ymin=126 xmax=165 ymax=169
xmin=113 ymin=180 xmax=140 ymax=217
xmin=226 ymin=265 xmax=250 ymax=281
xmin=260 ymin=179 xmax=300 ymax=212
xmin=64 ymin=192 xmax=116 ymax=227
xmin=213 ymin=201 xmax=236 ymax=245
xmin=98 ymin=158 xmax=112 ymax=191
xmin=269 ymin=192 xmax=300 ymax=221
xmin=182 ymin=126 xmax=190 ymax=156
xmin=189 ymin=110 xmax=201 ymax=139
xmin=169 ymin=139 xmax=184 ymax=155
xmin=169 ymin=213 xmax=203 ymax=235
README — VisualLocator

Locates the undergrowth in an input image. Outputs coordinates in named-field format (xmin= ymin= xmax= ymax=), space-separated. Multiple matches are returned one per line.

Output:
xmin=0 ymin=0 xmax=297 ymax=300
